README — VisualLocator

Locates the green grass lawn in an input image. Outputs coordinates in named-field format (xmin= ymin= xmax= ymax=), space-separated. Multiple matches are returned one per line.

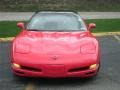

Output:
xmin=0 ymin=19 xmax=120 ymax=38
xmin=0 ymin=21 xmax=21 ymax=38
xmin=86 ymin=19 xmax=120 ymax=33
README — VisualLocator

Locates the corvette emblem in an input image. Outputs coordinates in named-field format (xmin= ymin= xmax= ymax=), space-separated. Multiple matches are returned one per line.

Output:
xmin=51 ymin=56 xmax=58 ymax=60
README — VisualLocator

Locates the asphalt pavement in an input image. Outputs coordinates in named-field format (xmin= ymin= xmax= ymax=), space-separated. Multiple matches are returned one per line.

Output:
xmin=0 ymin=35 xmax=120 ymax=90
xmin=0 ymin=12 xmax=120 ymax=21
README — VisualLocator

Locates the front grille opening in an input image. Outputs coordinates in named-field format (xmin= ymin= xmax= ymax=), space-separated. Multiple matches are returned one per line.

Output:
xmin=68 ymin=66 xmax=89 ymax=72
xmin=21 ymin=66 xmax=42 ymax=72
xmin=86 ymin=71 xmax=95 ymax=75
xmin=15 ymin=70 xmax=24 ymax=74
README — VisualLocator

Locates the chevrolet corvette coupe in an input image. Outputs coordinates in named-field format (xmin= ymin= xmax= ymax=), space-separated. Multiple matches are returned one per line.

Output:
xmin=11 ymin=11 xmax=100 ymax=78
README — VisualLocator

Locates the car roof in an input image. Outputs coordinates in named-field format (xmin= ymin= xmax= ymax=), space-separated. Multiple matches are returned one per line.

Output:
xmin=35 ymin=10 xmax=78 ymax=16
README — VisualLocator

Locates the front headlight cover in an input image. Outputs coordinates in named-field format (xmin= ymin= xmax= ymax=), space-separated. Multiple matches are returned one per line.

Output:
xmin=80 ymin=42 xmax=96 ymax=54
xmin=15 ymin=43 xmax=30 ymax=54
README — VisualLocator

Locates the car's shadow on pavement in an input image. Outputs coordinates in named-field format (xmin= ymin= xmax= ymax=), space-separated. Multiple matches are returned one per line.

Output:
xmin=12 ymin=74 xmax=99 ymax=86
xmin=36 ymin=77 xmax=97 ymax=86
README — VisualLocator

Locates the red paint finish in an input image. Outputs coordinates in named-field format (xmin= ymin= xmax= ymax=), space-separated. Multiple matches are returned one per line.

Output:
xmin=11 ymin=12 xmax=100 ymax=78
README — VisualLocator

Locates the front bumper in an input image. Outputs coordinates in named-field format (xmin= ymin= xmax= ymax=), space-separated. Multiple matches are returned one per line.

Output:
xmin=12 ymin=53 xmax=100 ymax=78
xmin=12 ymin=64 xmax=99 ymax=78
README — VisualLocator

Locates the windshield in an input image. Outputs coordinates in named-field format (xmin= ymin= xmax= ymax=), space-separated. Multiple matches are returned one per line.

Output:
xmin=26 ymin=12 xmax=87 ymax=31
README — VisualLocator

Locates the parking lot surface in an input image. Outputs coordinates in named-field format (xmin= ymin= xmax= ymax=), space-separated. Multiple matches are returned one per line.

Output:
xmin=0 ymin=36 xmax=120 ymax=90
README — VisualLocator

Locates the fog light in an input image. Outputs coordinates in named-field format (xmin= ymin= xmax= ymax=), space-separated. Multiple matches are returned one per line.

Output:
xmin=12 ymin=63 xmax=21 ymax=69
xmin=89 ymin=64 xmax=98 ymax=70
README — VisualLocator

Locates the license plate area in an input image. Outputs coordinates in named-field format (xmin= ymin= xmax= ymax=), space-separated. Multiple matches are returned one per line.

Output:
xmin=44 ymin=64 xmax=65 ymax=75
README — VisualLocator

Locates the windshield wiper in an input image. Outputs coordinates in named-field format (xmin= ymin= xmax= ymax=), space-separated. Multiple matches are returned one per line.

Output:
xmin=28 ymin=29 xmax=66 ymax=32
xmin=27 ymin=29 xmax=84 ymax=32
xmin=28 ymin=29 xmax=43 ymax=31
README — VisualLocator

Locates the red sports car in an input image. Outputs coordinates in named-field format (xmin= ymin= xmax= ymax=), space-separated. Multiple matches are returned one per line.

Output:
xmin=11 ymin=11 xmax=100 ymax=78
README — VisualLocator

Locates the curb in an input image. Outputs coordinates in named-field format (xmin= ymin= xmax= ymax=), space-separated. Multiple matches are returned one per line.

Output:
xmin=93 ymin=32 xmax=120 ymax=37
xmin=0 ymin=37 xmax=14 ymax=42
xmin=0 ymin=32 xmax=120 ymax=42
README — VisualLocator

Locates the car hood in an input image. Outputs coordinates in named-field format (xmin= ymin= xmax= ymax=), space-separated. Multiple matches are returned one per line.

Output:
xmin=13 ymin=31 xmax=98 ymax=55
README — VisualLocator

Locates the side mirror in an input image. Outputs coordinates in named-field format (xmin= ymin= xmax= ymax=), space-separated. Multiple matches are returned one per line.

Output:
xmin=17 ymin=22 xmax=25 ymax=29
xmin=88 ymin=23 xmax=96 ymax=31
